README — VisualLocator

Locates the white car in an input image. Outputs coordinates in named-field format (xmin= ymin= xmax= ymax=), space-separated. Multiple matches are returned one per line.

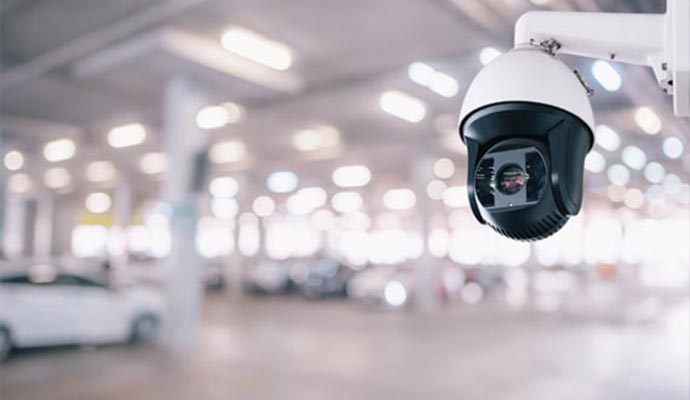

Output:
xmin=347 ymin=265 xmax=417 ymax=307
xmin=0 ymin=267 xmax=165 ymax=361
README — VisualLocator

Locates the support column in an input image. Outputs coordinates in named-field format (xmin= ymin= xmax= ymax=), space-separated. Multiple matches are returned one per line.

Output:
xmin=112 ymin=178 xmax=132 ymax=269
xmin=162 ymin=75 xmax=208 ymax=356
xmin=0 ymin=136 xmax=4 ymax=259
xmin=33 ymin=192 xmax=54 ymax=261
xmin=3 ymin=196 xmax=27 ymax=259
xmin=412 ymin=156 xmax=441 ymax=312
xmin=228 ymin=174 xmax=247 ymax=297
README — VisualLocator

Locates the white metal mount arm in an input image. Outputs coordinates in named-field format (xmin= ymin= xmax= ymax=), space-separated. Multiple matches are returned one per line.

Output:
xmin=514 ymin=0 xmax=689 ymax=117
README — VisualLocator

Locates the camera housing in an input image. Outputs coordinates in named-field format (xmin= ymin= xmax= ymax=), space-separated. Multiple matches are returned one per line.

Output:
xmin=459 ymin=48 xmax=594 ymax=241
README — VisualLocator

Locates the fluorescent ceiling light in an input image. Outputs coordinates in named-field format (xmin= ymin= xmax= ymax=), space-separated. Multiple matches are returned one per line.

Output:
xmin=211 ymin=197 xmax=239 ymax=220
xmin=266 ymin=171 xmax=298 ymax=193
xmin=662 ymin=137 xmax=684 ymax=159
xmin=209 ymin=140 xmax=247 ymax=164
xmin=4 ymin=150 xmax=24 ymax=171
xmin=379 ymin=90 xmax=426 ymax=123
xmin=433 ymin=157 xmax=455 ymax=179
xmin=296 ymin=186 xmax=328 ymax=209
xmin=108 ymin=123 xmax=146 ymax=148
xmin=479 ymin=47 xmax=502 ymax=65
xmin=591 ymin=60 xmax=622 ymax=92
xmin=86 ymin=160 xmax=117 ymax=183
xmin=43 ymin=138 xmax=76 ymax=162
xmin=443 ymin=186 xmax=469 ymax=208
xmin=209 ymin=176 xmax=239 ymax=198
xmin=584 ymin=150 xmax=606 ymax=173
xmin=44 ymin=167 xmax=71 ymax=189
xmin=85 ymin=192 xmax=111 ymax=214
xmin=331 ymin=191 xmax=363 ymax=213
xmin=197 ymin=106 xmax=229 ymax=130
xmin=607 ymin=164 xmax=630 ymax=186
xmin=383 ymin=188 xmax=416 ymax=211
xmin=621 ymin=146 xmax=647 ymax=170
xmin=221 ymin=27 xmax=293 ymax=71
xmin=634 ymin=107 xmax=662 ymax=135
xmin=426 ymin=179 xmax=447 ymax=200
xmin=408 ymin=62 xmax=459 ymax=98
xmin=594 ymin=125 xmax=620 ymax=151
xmin=293 ymin=125 xmax=340 ymax=152
xmin=332 ymin=165 xmax=371 ymax=188
xmin=196 ymin=102 xmax=244 ymax=130
xmin=140 ymin=152 xmax=168 ymax=175
xmin=252 ymin=196 xmax=276 ymax=217
xmin=663 ymin=174 xmax=682 ymax=195
xmin=643 ymin=162 xmax=665 ymax=183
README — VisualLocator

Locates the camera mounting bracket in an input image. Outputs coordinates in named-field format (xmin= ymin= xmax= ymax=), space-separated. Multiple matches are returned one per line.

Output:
xmin=514 ymin=0 xmax=689 ymax=117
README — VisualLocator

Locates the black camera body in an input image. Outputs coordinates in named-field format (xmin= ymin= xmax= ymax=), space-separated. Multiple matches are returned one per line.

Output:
xmin=460 ymin=102 xmax=593 ymax=241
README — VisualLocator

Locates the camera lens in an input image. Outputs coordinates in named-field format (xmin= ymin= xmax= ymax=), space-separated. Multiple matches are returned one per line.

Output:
xmin=475 ymin=158 xmax=495 ymax=207
xmin=496 ymin=164 xmax=526 ymax=195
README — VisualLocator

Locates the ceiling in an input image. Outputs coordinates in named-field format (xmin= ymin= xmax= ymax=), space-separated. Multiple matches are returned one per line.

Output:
xmin=1 ymin=0 xmax=686 ymax=217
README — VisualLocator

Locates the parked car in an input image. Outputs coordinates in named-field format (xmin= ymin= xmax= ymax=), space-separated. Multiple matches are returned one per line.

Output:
xmin=0 ymin=265 xmax=165 ymax=361
xmin=202 ymin=259 xmax=227 ymax=293
xmin=242 ymin=259 xmax=292 ymax=294
xmin=347 ymin=264 xmax=417 ymax=307
xmin=289 ymin=257 xmax=356 ymax=299
xmin=347 ymin=261 xmax=466 ymax=307
xmin=114 ymin=258 xmax=228 ymax=292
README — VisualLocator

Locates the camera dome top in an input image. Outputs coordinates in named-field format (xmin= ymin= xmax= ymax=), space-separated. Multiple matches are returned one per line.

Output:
xmin=459 ymin=48 xmax=595 ymax=131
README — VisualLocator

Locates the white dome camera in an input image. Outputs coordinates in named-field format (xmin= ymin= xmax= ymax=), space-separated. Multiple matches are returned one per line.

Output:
xmin=459 ymin=0 xmax=689 ymax=241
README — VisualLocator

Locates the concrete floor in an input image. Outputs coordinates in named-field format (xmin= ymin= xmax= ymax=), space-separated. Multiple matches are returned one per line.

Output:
xmin=1 ymin=294 xmax=688 ymax=400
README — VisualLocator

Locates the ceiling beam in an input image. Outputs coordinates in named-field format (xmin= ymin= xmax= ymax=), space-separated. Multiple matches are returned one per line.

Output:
xmin=72 ymin=28 xmax=303 ymax=94
xmin=0 ymin=0 xmax=208 ymax=92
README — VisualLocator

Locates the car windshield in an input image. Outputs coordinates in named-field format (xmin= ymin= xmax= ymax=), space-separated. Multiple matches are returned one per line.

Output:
xmin=0 ymin=272 xmax=108 ymax=289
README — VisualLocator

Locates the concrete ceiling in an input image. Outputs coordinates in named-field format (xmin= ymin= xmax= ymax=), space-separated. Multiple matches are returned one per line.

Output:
xmin=1 ymin=0 xmax=686 ymax=215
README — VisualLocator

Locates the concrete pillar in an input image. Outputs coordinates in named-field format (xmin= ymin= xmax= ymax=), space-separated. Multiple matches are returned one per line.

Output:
xmin=51 ymin=194 xmax=80 ymax=257
xmin=0 ymin=136 xmax=4 ymax=259
xmin=3 ymin=196 xmax=27 ymax=259
xmin=162 ymin=75 xmax=208 ymax=356
xmin=32 ymin=192 xmax=54 ymax=261
xmin=228 ymin=174 xmax=246 ymax=296
xmin=412 ymin=156 xmax=441 ymax=312
xmin=258 ymin=215 xmax=268 ymax=258
xmin=112 ymin=178 xmax=132 ymax=269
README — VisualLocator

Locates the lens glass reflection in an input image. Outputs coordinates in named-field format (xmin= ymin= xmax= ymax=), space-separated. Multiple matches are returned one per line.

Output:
xmin=496 ymin=164 xmax=526 ymax=195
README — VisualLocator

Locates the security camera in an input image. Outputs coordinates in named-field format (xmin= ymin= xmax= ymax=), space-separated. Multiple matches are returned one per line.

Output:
xmin=459 ymin=0 xmax=689 ymax=241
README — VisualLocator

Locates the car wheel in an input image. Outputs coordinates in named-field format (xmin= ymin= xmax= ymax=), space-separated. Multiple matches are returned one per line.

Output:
xmin=130 ymin=315 xmax=159 ymax=343
xmin=0 ymin=327 xmax=12 ymax=362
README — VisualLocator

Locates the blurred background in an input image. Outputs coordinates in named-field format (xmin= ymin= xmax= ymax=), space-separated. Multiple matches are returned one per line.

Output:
xmin=0 ymin=0 xmax=688 ymax=399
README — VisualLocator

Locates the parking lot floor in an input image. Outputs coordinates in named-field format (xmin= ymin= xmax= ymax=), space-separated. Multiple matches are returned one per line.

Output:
xmin=1 ymin=294 xmax=688 ymax=400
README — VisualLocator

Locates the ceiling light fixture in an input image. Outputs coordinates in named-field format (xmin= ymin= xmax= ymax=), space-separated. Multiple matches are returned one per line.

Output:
xmin=4 ymin=150 xmax=24 ymax=171
xmin=209 ymin=140 xmax=247 ymax=164
xmin=591 ymin=60 xmax=622 ymax=92
xmin=634 ymin=107 xmax=662 ymax=135
xmin=221 ymin=27 xmax=293 ymax=71
xmin=108 ymin=123 xmax=146 ymax=148
xmin=379 ymin=90 xmax=426 ymax=123
xmin=332 ymin=165 xmax=371 ymax=188
xmin=408 ymin=62 xmax=459 ymax=98
xmin=479 ymin=47 xmax=502 ymax=65
xmin=43 ymin=138 xmax=76 ymax=162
